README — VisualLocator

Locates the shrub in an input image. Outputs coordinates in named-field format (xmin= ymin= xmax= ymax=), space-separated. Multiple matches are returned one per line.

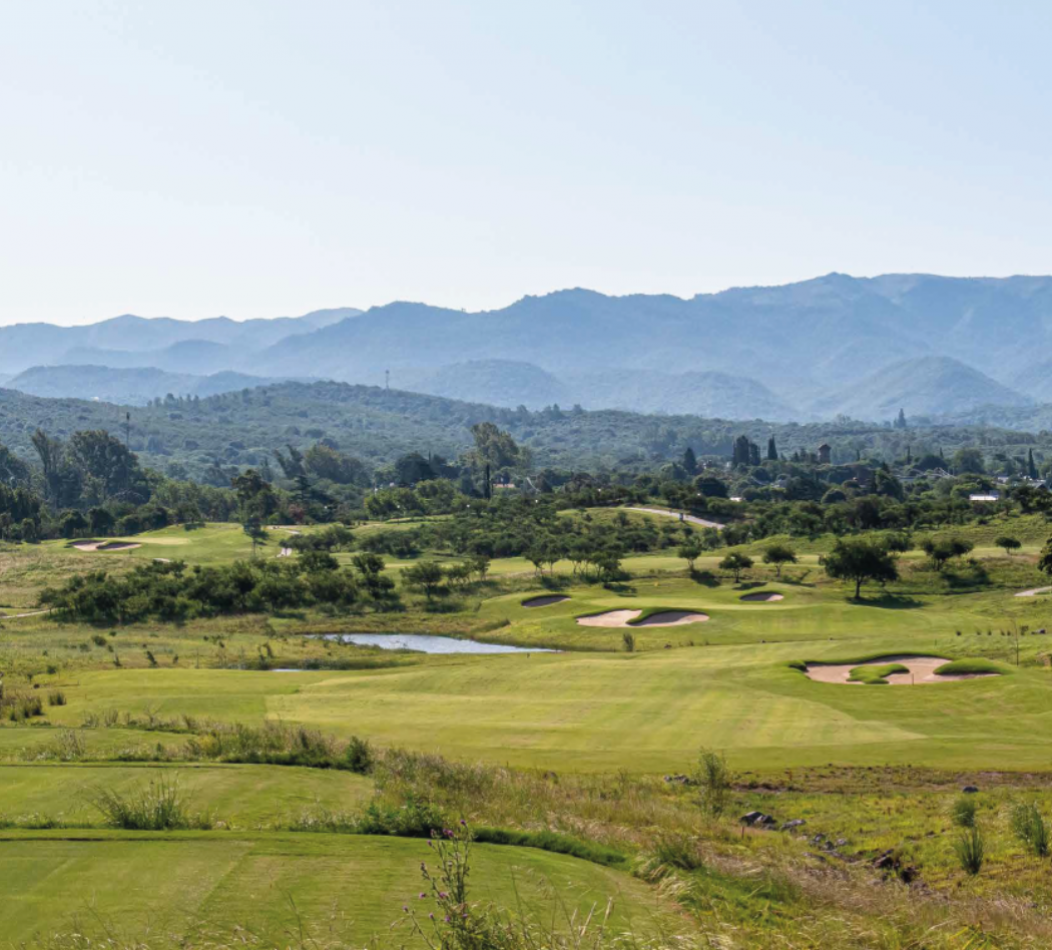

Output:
xmin=695 ymin=748 xmax=733 ymax=817
xmin=1010 ymin=802 xmax=1051 ymax=857
xmin=91 ymin=774 xmax=212 ymax=830
xmin=47 ymin=689 xmax=67 ymax=707
xmin=951 ymin=794 xmax=977 ymax=828
xmin=622 ymin=631 xmax=635 ymax=653
xmin=954 ymin=826 xmax=985 ymax=875
xmin=342 ymin=735 xmax=374 ymax=774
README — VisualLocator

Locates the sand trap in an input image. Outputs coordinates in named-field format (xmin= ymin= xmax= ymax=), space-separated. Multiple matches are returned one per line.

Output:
xmin=1016 ymin=587 xmax=1052 ymax=597
xmin=576 ymin=609 xmax=708 ymax=628
xmin=577 ymin=610 xmax=643 ymax=627
xmin=523 ymin=595 xmax=570 ymax=608
xmin=741 ymin=592 xmax=784 ymax=602
xmin=72 ymin=540 xmax=141 ymax=552
xmin=804 ymin=655 xmax=997 ymax=685
xmin=633 ymin=610 xmax=709 ymax=627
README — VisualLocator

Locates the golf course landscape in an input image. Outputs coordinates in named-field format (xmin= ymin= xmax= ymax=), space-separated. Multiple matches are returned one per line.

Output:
xmin=5 ymin=496 xmax=1052 ymax=948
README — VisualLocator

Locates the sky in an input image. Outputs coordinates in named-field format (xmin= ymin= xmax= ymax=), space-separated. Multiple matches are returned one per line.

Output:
xmin=2 ymin=0 xmax=1052 ymax=326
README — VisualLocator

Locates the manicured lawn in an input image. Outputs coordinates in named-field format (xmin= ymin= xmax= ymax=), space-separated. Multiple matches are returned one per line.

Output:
xmin=25 ymin=630 xmax=1052 ymax=773
xmin=0 ymin=831 xmax=673 ymax=945
xmin=0 ymin=762 xmax=371 ymax=827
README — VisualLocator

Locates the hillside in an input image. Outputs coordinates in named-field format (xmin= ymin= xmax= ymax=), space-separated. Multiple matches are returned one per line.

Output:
xmin=0 ymin=380 xmax=1047 ymax=483
xmin=14 ymin=276 xmax=1052 ymax=418
xmin=404 ymin=360 xmax=799 ymax=420
xmin=809 ymin=356 xmax=1033 ymax=421
xmin=5 ymin=365 xmax=294 ymax=405
xmin=0 ymin=307 xmax=360 ymax=375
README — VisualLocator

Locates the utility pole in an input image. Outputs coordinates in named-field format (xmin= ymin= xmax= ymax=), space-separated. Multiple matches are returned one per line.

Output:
xmin=385 ymin=369 xmax=390 ymax=391
xmin=125 ymin=412 xmax=131 ymax=447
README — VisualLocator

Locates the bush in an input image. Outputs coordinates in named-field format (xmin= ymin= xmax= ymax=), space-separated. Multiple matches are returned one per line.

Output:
xmin=696 ymin=748 xmax=733 ymax=817
xmin=953 ymin=826 xmax=985 ymax=875
xmin=342 ymin=735 xmax=374 ymax=774
xmin=622 ymin=631 xmax=635 ymax=653
xmin=1010 ymin=802 xmax=1051 ymax=857
xmin=91 ymin=774 xmax=212 ymax=830
xmin=47 ymin=690 xmax=67 ymax=707
xmin=951 ymin=794 xmax=977 ymax=828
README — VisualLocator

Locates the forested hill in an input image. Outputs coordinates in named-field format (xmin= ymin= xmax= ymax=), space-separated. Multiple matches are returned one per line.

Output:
xmin=0 ymin=380 xmax=1047 ymax=485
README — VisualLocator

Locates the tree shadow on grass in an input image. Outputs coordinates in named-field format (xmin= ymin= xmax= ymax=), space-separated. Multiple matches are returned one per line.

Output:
xmin=605 ymin=581 xmax=638 ymax=596
xmin=539 ymin=575 xmax=572 ymax=591
xmin=689 ymin=570 xmax=720 ymax=588
xmin=737 ymin=581 xmax=766 ymax=591
xmin=852 ymin=593 xmax=923 ymax=610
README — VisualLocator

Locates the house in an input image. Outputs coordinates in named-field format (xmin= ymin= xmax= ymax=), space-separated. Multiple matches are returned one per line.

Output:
xmin=969 ymin=491 xmax=1001 ymax=503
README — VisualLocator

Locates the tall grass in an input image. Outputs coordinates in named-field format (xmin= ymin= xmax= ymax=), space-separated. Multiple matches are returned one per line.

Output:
xmin=1010 ymin=802 xmax=1051 ymax=857
xmin=90 ymin=774 xmax=212 ymax=830
xmin=954 ymin=825 xmax=986 ymax=875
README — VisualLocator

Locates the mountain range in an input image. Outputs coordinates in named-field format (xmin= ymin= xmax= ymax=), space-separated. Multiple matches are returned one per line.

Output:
xmin=5 ymin=274 xmax=1052 ymax=421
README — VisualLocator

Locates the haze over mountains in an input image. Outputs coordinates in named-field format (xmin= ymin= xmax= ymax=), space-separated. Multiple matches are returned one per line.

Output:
xmin=5 ymin=274 xmax=1052 ymax=422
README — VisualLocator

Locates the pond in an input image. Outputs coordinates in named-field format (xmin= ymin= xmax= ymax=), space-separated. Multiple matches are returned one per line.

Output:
xmin=323 ymin=633 xmax=556 ymax=654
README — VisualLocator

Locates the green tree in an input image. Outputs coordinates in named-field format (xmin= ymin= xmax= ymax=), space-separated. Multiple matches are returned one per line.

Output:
xmin=767 ymin=436 xmax=778 ymax=461
xmin=922 ymin=536 xmax=974 ymax=572
xmin=678 ymin=537 xmax=704 ymax=573
xmin=996 ymin=535 xmax=1021 ymax=556
xmin=403 ymin=561 xmax=445 ymax=601
xmin=719 ymin=551 xmax=753 ymax=583
xmin=821 ymin=538 xmax=899 ymax=599
xmin=762 ymin=543 xmax=797 ymax=578
xmin=682 ymin=447 xmax=698 ymax=476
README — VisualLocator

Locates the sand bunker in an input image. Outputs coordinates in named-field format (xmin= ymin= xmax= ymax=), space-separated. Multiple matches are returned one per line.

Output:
xmin=1016 ymin=587 xmax=1052 ymax=598
xmin=72 ymin=540 xmax=142 ymax=552
xmin=576 ymin=609 xmax=709 ymax=628
xmin=523 ymin=595 xmax=570 ymax=608
xmin=741 ymin=592 xmax=784 ymax=602
xmin=804 ymin=655 xmax=996 ymax=686
xmin=634 ymin=610 xmax=709 ymax=627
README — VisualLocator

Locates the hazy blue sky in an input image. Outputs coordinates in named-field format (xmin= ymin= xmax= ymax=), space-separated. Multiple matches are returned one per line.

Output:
xmin=2 ymin=1 xmax=1051 ymax=325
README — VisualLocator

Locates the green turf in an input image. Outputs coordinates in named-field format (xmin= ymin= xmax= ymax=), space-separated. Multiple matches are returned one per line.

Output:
xmin=0 ymin=762 xmax=371 ymax=827
xmin=847 ymin=663 xmax=910 ymax=685
xmin=0 ymin=831 xmax=675 ymax=945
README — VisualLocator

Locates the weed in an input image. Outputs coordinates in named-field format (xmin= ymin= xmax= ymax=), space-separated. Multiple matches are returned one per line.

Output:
xmin=954 ymin=825 xmax=985 ymax=875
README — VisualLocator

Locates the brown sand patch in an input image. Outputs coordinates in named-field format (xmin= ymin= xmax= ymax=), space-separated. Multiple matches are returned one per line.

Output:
xmin=741 ymin=592 xmax=784 ymax=602
xmin=72 ymin=541 xmax=141 ymax=552
xmin=576 ymin=610 xmax=642 ymax=627
xmin=804 ymin=655 xmax=997 ymax=686
xmin=632 ymin=610 xmax=709 ymax=627
xmin=1016 ymin=587 xmax=1052 ymax=598
xmin=523 ymin=595 xmax=570 ymax=608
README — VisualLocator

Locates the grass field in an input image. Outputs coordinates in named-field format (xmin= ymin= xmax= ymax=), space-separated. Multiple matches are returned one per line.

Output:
xmin=0 ymin=830 xmax=673 ymax=945
xmin=6 ymin=511 xmax=1052 ymax=947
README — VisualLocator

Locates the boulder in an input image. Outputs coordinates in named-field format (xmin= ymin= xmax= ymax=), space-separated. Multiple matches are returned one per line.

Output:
xmin=962 ymin=785 xmax=979 ymax=794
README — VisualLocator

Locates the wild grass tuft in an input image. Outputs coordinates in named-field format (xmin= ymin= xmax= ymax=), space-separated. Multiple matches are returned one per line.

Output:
xmin=1010 ymin=802 xmax=1051 ymax=857
xmin=954 ymin=825 xmax=985 ymax=875
xmin=90 ymin=773 xmax=212 ymax=830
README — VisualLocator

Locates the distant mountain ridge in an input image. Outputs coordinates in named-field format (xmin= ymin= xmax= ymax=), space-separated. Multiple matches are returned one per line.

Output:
xmin=0 ymin=307 xmax=360 ymax=375
xmin=11 ymin=275 xmax=1052 ymax=420
xmin=5 ymin=365 xmax=303 ymax=405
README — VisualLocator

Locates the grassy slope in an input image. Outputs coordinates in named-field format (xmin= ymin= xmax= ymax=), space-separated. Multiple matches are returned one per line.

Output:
xmin=0 ymin=831 xmax=672 ymax=945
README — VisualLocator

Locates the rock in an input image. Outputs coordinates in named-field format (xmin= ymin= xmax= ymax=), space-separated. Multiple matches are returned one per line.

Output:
xmin=664 ymin=774 xmax=693 ymax=785
xmin=741 ymin=811 xmax=776 ymax=827
xmin=872 ymin=850 xmax=896 ymax=870
xmin=811 ymin=833 xmax=826 ymax=844
xmin=781 ymin=819 xmax=806 ymax=831
xmin=962 ymin=785 xmax=979 ymax=794
xmin=835 ymin=838 xmax=848 ymax=847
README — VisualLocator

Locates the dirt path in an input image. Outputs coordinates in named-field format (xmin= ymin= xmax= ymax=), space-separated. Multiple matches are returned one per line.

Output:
xmin=624 ymin=506 xmax=725 ymax=530
xmin=805 ymin=655 xmax=996 ymax=685
xmin=1016 ymin=586 xmax=1052 ymax=597
xmin=0 ymin=609 xmax=50 ymax=619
